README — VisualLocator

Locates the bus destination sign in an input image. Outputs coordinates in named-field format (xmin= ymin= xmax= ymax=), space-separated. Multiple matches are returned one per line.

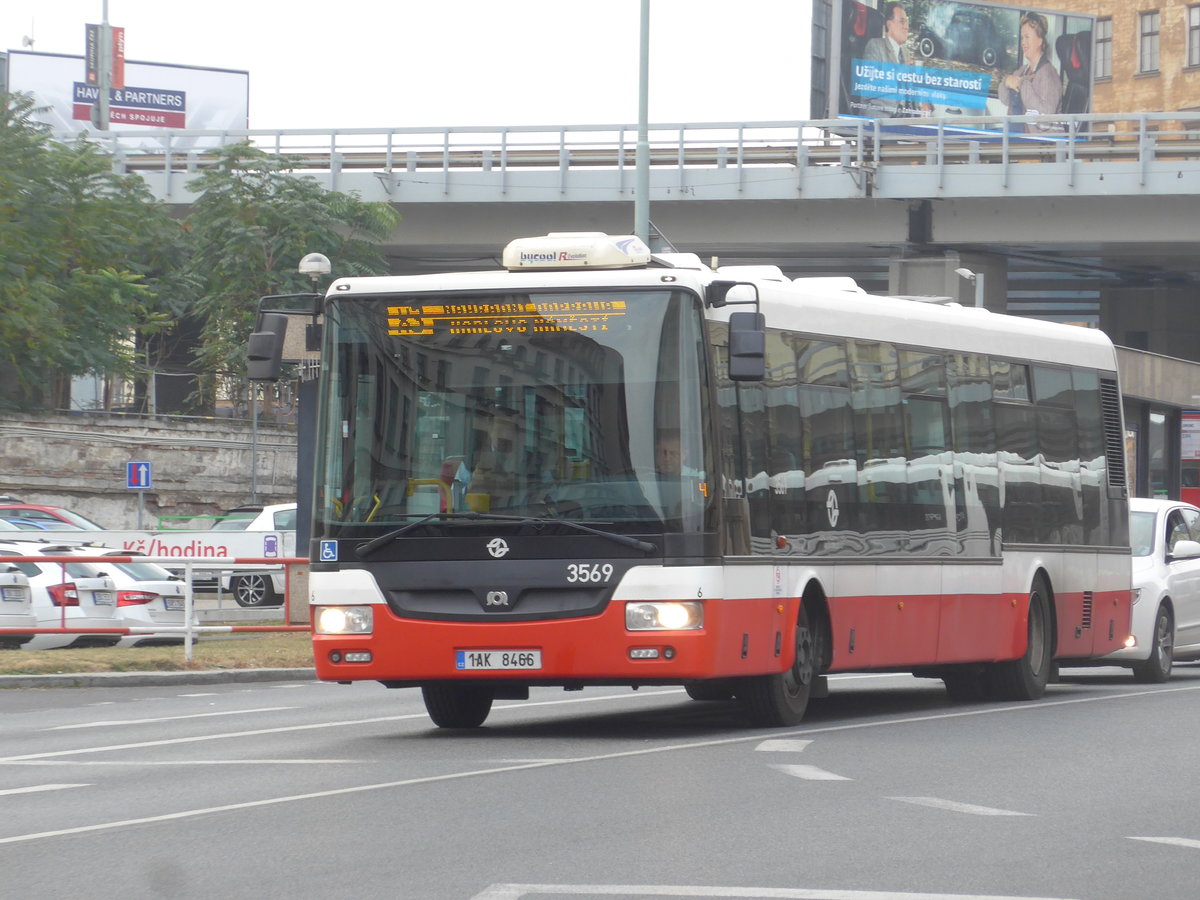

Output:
xmin=387 ymin=299 xmax=628 ymax=336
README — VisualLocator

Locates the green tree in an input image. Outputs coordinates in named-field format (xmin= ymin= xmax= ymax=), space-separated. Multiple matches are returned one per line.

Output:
xmin=182 ymin=142 xmax=399 ymax=409
xmin=0 ymin=92 xmax=183 ymax=410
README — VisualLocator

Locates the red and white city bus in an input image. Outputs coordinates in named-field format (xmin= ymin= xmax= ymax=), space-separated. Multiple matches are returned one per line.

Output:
xmin=307 ymin=232 xmax=1131 ymax=728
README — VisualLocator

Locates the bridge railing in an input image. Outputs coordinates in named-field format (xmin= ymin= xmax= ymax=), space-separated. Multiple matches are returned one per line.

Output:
xmin=64 ymin=113 xmax=1200 ymax=198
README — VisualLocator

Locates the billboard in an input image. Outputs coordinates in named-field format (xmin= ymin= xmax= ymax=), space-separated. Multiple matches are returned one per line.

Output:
xmin=4 ymin=49 xmax=248 ymax=148
xmin=831 ymin=1 xmax=1096 ymax=128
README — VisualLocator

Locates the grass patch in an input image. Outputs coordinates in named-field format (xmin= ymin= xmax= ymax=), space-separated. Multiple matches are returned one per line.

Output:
xmin=0 ymin=632 xmax=315 ymax=676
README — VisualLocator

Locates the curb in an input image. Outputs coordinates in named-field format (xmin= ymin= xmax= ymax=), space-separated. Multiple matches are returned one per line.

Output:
xmin=0 ymin=668 xmax=317 ymax=689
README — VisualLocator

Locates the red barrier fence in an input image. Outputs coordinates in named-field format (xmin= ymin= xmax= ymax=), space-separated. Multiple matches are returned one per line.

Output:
xmin=0 ymin=554 xmax=312 ymax=663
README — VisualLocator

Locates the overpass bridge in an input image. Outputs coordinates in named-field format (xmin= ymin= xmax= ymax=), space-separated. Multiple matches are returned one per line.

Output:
xmin=89 ymin=112 xmax=1200 ymax=310
xmin=85 ymin=112 xmax=1200 ymax=339
xmin=82 ymin=112 xmax=1200 ymax=496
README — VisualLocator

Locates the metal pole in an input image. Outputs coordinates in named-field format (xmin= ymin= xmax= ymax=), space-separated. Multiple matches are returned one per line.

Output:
xmin=975 ymin=271 xmax=985 ymax=308
xmin=251 ymin=385 xmax=259 ymax=503
xmin=634 ymin=0 xmax=650 ymax=243
xmin=97 ymin=1 xmax=111 ymax=130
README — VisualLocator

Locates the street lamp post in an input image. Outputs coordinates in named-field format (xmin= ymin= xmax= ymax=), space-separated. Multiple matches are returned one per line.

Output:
xmin=96 ymin=1 xmax=111 ymax=130
xmin=955 ymin=267 xmax=985 ymax=308
xmin=296 ymin=253 xmax=331 ymax=551
xmin=634 ymin=0 xmax=650 ymax=244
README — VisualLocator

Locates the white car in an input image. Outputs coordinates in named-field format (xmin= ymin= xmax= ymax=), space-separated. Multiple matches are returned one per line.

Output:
xmin=0 ymin=566 xmax=37 ymax=649
xmin=209 ymin=503 xmax=297 ymax=532
xmin=85 ymin=549 xmax=194 ymax=648
xmin=1102 ymin=497 xmax=1200 ymax=682
xmin=0 ymin=540 xmax=122 ymax=650
xmin=212 ymin=503 xmax=296 ymax=608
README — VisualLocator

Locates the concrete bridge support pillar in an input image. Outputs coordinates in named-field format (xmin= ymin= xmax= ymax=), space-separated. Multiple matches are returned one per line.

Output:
xmin=887 ymin=252 xmax=1009 ymax=311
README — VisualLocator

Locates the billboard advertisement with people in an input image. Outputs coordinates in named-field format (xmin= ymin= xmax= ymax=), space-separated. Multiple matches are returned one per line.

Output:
xmin=831 ymin=0 xmax=1096 ymax=127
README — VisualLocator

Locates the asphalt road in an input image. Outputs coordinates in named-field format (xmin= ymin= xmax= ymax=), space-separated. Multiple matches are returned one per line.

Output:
xmin=2 ymin=665 xmax=1200 ymax=900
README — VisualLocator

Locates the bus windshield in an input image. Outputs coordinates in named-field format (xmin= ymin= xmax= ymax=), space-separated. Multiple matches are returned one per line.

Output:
xmin=313 ymin=289 xmax=713 ymax=539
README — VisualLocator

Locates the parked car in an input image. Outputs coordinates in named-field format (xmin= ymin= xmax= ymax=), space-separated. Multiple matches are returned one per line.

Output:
xmin=81 ymin=548 xmax=194 ymax=647
xmin=213 ymin=503 xmax=296 ymax=608
xmin=210 ymin=503 xmax=297 ymax=532
xmin=0 ymin=540 xmax=121 ymax=650
xmin=1 ymin=519 xmax=53 ymax=531
xmin=0 ymin=504 xmax=104 ymax=530
xmin=0 ymin=566 xmax=37 ymax=649
xmin=1101 ymin=498 xmax=1200 ymax=681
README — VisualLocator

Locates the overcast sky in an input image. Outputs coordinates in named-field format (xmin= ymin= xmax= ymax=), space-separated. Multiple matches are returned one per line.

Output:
xmin=2 ymin=1 xmax=812 ymax=130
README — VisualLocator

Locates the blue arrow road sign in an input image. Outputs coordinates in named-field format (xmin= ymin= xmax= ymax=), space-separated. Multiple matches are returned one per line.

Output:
xmin=126 ymin=461 xmax=152 ymax=489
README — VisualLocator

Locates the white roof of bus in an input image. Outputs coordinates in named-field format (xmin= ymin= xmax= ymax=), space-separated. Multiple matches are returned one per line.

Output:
xmin=327 ymin=261 xmax=1117 ymax=373
xmin=749 ymin=278 xmax=1117 ymax=371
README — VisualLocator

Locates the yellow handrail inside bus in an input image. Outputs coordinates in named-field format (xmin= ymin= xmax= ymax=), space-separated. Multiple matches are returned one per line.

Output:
xmin=407 ymin=478 xmax=453 ymax=513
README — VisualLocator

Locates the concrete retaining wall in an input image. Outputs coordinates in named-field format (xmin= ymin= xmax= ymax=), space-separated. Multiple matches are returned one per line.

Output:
xmin=0 ymin=414 xmax=297 ymax=531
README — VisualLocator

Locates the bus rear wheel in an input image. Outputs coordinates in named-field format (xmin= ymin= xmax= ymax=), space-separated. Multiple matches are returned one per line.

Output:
xmin=985 ymin=577 xmax=1053 ymax=701
xmin=421 ymin=683 xmax=494 ymax=728
xmin=737 ymin=603 xmax=821 ymax=727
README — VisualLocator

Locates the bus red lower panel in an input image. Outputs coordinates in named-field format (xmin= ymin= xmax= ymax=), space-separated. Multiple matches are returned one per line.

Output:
xmin=313 ymin=596 xmax=799 ymax=685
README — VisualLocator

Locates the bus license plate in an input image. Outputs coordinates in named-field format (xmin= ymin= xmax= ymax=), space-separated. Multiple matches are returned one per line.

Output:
xmin=456 ymin=650 xmax=541 ymax=670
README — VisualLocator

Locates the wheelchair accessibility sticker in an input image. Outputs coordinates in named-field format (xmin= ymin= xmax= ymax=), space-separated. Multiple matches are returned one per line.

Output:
xmin=320 ymin=540 xmax=338 ymax=562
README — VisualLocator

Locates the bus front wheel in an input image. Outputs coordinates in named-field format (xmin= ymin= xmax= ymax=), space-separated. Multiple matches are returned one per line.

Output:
xmin=985 ymin=577 xmax=1053 ymax=701
xmin=737 ymin=603 xmax=822 ymax=727
xmin=421 ymin=683 xmax=494 ymax=728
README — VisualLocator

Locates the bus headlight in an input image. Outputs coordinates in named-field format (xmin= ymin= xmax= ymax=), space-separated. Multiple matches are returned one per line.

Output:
xmin=626 ymin=601 xmax=702 ymax=631
xmin=315 ymin=605 xmax=374 ymax=635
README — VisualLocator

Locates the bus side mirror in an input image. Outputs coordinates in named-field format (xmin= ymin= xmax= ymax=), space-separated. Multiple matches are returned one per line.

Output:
xmin=247 ymin=313 xmax=288 ymax=381
xmin=706 ymin=279 xmax=758 ymax=308
xmin=728 ymin=312 xmax=765 ymax=382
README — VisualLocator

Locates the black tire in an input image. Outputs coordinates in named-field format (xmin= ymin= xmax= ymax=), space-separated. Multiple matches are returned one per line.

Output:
xmin=231 ymin=573 xmax=280 ymax=608
xmin=1132 ymin=604 xmax=1174 ymax=684
xmin=685 ymin=680 xmax=736 ymax=702
xmin=985 ymin=576 xmax=1053 ymax=700
xmin=421 ymin=683 xmax=494 ymax=728
xmin=981 ymin=46 xmax=998 ymax=68
xmin=737 ymin=603 xmax=822 ymax=727
xmin=917 ymin=36 xmax=936 ymax=59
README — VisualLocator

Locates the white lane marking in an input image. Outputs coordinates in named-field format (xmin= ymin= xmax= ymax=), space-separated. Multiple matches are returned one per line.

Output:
xmin=0 ymin=689 xmax=686 ymax=763
xmin=470 ymin=883 xmax=1081 ymax=899
xmin=4 ymin=681 xmax=1197 ymax=766
xmin=888 ymin=797 xmax=1032 ymax=817
xmin=1128 ymin=836 xmax=1200 ymax=849
xmin=771 ymin=764 xmax=851 ymax=781
xmin=754 ymin=739 xmax=813 ymax=752
xmin=47 ymin=707 xmax=297 ymax=730
xmin=2 ymin=759 xmax=356 ymax=766
xmin=0 ymin=784 xmax=89 ymax=796
xmin=177 ymin=693 xmax=220 ymax=697
xmin=2 ymin=683 xmax=1196 ymax=844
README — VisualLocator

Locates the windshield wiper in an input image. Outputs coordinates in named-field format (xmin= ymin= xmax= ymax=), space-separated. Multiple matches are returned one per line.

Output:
xmin=354 ymin=512 xmax=656 ymax=558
